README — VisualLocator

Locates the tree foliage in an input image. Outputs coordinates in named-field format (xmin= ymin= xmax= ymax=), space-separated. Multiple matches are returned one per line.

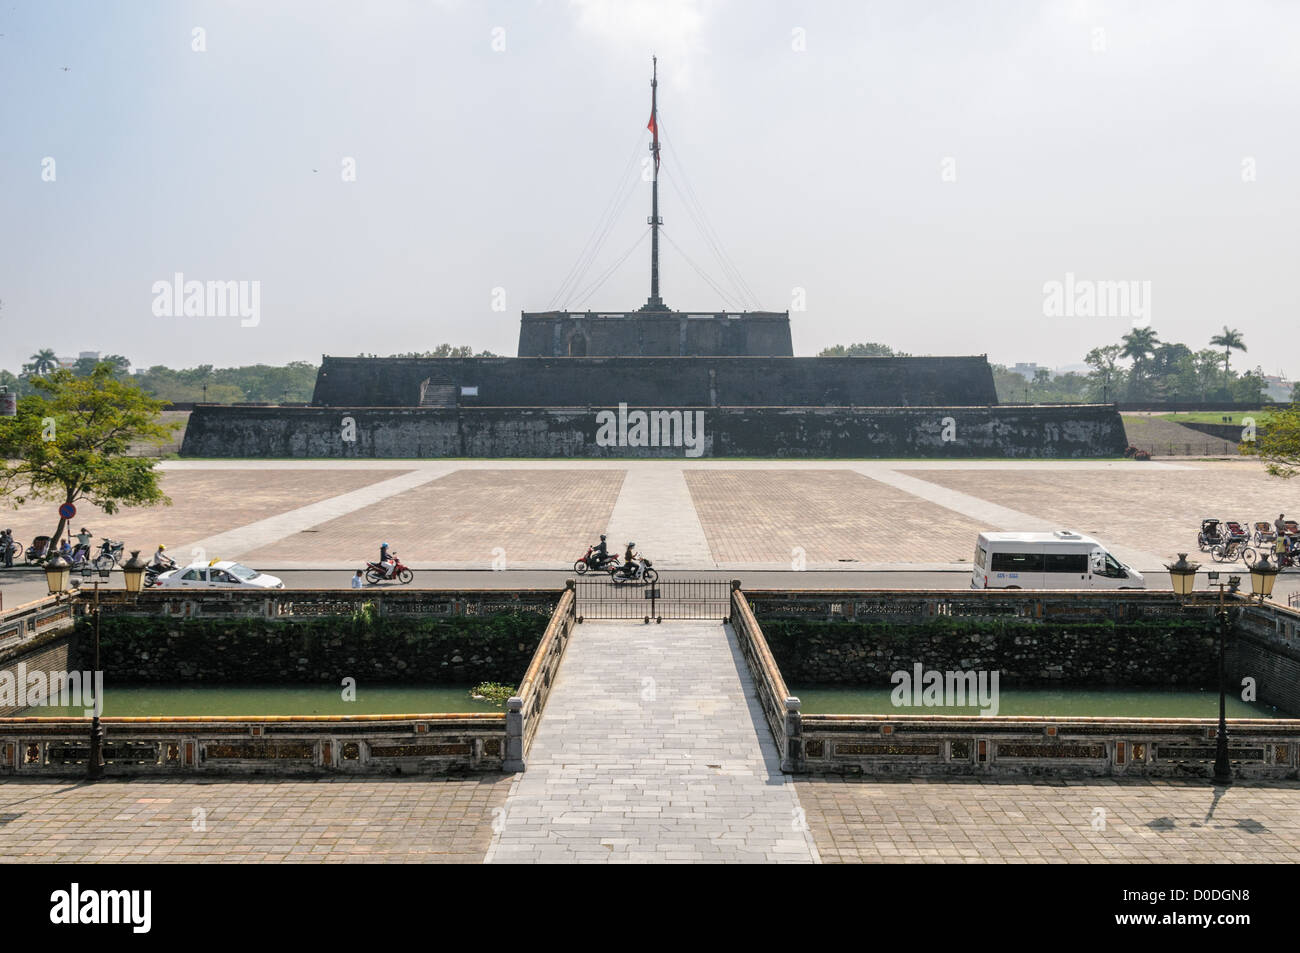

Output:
xmin=817 ymin=342 xmax=909 ymax=357
xmin=1246 ymin=405 xmax=1300 ymax=480
xmin=0 ymin=364 xmax=178 ymax=543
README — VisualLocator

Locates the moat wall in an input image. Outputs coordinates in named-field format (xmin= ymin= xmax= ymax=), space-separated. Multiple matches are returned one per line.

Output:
xmin=180 ymin=404 xmax=1127 ymax=458
xmin=69 ymin=614 xmax=548 ymax=685
xmin=761 ymin=618 xmax=1220 ymax=689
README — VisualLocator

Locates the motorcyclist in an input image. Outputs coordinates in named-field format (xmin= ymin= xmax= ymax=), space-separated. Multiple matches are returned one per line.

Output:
xmin=622 ymin=541 xmax=645 ymax=579
xmin=591 ymin=534 xmax=609 ymax=569
xmin=379 ymin=542 xmax=395 ymax=579
xmin=149 ymin=543 xmax=175 ymax=572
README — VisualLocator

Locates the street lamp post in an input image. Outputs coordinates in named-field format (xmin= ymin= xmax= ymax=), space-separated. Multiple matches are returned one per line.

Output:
xmin=1165 ymin=552 xmax=1278 ymax=786
xmin=77 ymin=561 xmax=112 ymax=781
xmin=47 ymin=553 xmax=149 ymax=781
xmin=1212 ymin=583 xmax=1231 ymax=785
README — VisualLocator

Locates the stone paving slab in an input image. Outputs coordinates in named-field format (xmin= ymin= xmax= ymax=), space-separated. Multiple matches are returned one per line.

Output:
xmin=685 ymin=469 xmax=990 ymax=565
xmin=796 ymin=777 xmax=1300 ymax=863
xmin=605 ymin=464 xmax=715 ymax=567
xmin=0 ymin=469 xmax=412 ymax=561
xmin=240 ymin=469 xmax=625 ymax=566
xmin=0 ymin=776 xmax=510 ymax=863
xmin=900 ymin=465 xmax=1300 ymax=570
xmin=486 ymin=621 xmax=820 ymax=863
xmin=4 ymin=458 xmax=1290 ymax=579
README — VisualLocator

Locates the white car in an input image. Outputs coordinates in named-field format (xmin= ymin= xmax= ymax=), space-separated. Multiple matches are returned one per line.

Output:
xmin=153 ymin=560 xmax=284 ymax=590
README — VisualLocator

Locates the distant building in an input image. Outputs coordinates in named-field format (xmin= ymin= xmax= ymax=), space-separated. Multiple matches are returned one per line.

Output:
xmin=1011 ymin=363 xmax=1041 ymax=380
xmin=1263 ymin=374 xmax=1293 ymax=402
xmin=56 ymin=350 xmax=100 ymax=369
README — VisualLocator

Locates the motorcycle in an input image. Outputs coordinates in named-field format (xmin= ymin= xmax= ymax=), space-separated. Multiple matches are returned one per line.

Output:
xmin=574 ymin=546 xmax=620 ymax=575
xmin=144 ymin=557 xmax=177 ymax=587
xmin=609 ymin=556 xmax=657 ymax=584
xmin=94 ymin=537 xmax=125 ymax=571
xmin=365 ymin=555 xmax=413 ymax=585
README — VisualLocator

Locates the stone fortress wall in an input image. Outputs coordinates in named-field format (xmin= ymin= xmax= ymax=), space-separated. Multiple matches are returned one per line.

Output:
xmin=517 ymin=310 xmax=795 ymax=357
xmin=180 ymin=403 xmax=1127 ymax=458
xmin=310 ymin=355 xmax=1001 ymax=408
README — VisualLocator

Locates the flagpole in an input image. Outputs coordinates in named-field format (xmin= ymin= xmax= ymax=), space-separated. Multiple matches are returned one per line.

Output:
xmin=645 ymin=56 xmax=665 ymax=311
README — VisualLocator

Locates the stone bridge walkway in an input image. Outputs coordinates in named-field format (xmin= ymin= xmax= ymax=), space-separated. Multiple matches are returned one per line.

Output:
xmin=485 ymin=621 xmax=820 ymax=863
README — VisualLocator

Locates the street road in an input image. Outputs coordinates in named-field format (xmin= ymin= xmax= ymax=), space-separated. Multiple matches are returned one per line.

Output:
xmin=7 ymin=565 xmax=1294 ymax=610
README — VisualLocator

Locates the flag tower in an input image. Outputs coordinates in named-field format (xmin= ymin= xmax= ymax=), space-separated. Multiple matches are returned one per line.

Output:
xmin=642 ymin=56 xmax=668 ymax=312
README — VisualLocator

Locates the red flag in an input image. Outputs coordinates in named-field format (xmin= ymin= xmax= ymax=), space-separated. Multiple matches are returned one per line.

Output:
xmin=647 ymin=111 xmax=660 ymax=173
xmin=648 ymin=58 xmax=661 ymax=174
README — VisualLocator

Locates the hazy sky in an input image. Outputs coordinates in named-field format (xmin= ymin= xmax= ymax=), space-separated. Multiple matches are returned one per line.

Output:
xmin=2 ymin=0 xmax=1297 ymax=375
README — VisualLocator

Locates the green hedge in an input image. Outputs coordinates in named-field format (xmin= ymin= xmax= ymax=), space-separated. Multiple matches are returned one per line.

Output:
xmin=73 ymin=612 xmax=548 ymax=685
xmin=760 ymin=618 xmax=1217 ymax=686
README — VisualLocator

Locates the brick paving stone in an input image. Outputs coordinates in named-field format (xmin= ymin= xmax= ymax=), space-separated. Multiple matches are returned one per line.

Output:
xmin=898 ymin=462 xmax=1296 ymax=569
xmin=796 ymin=776 xmax=1300 ymax=863
xmin=0 ymin=776 xmax=509 ymax=864
xmin=684 ymin=469 xmax=988 ymax=565
xmin=0 ymin=469 xmax=411 ymax=558
xmin=241 ymin=469 xmax=625 ymax=565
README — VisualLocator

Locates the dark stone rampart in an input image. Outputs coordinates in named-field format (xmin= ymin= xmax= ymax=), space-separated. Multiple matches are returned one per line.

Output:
xmin=311 ymin=355 xmax=1000 ymax=408
xmin=180 ymin=403 xmax=1128 ymax=458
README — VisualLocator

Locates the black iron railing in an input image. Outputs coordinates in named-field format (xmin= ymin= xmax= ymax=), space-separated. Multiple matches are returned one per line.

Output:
xmin=574 ymin=577 xmax=733 ymax=623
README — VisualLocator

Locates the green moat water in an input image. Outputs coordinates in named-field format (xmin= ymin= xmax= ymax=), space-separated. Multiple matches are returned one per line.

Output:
xmin=792 ymin=686 xmax=1287 ymax=718
xmin=21 ymin=684 xmax=502 ymax=717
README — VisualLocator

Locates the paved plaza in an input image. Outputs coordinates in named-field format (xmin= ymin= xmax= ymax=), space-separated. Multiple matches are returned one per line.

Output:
xmin=1 ymin=457 xmax=1293 ymax=577
xmin=2 ymin=772 xmax=1296 ymax=864
xmin=0 ymin=776 xmax=510 ymax=863
xmin=798 ymin=777 xmax=1300 ymax=864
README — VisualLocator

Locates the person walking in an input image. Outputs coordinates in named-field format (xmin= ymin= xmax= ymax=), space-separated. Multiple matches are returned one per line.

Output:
xmin=0 ymin=529 xmax=13 ymax=569
xmin=351 ymin=570 xmax=364 ymax=589
xmin=1276 ymin=514 xmax=1288 ymax=557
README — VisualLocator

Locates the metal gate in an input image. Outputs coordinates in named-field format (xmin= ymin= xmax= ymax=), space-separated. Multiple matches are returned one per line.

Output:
xmin=574 ymin=577 xmax=733 ymax=623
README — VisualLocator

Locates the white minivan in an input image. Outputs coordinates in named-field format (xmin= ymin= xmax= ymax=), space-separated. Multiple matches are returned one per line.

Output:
xmin=971 ymin=531 xmax=1145 ymax=590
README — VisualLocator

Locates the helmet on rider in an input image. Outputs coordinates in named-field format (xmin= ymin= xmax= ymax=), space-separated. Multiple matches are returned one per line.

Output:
xmin=157 ymin=544 xmax=166 ymax=551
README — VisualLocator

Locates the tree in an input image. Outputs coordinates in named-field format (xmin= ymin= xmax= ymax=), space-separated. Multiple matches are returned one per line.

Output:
xmin=29 ymin=349 xmax=57 ymax=376
xmin=0 ymin=363 xmax=179 ymax=545
xmin=1292 ymin=381 xmax=1300 ymax=404
xmin=1246 ymin=405 xmax=1300 ymax=479
xmin=1120 ymin=327 xmax=1161 ymax=399
xmin=1120 ymin=326 xmax=1159 ymax=368
xmin=817 ymin=342 xmax=909 ymax=357
xmin=1084 ymin=344 xmax=1124 ymax=401
xmin=1209 ymin=326 xmax=1247 ymax=384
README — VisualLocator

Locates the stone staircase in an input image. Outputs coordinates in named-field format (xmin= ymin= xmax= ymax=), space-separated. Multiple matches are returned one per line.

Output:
xmin=418 ymin=375 xmax=457 ymax=409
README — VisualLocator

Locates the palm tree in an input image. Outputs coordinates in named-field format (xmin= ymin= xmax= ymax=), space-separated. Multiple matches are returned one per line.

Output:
xmin=1120 ymin=327 xmax=1160 ymax=366
xmin=1208 ymin=326 xmax=1246 ymax=385
xmin=29 ymin=348 xmax=57 ymax=376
